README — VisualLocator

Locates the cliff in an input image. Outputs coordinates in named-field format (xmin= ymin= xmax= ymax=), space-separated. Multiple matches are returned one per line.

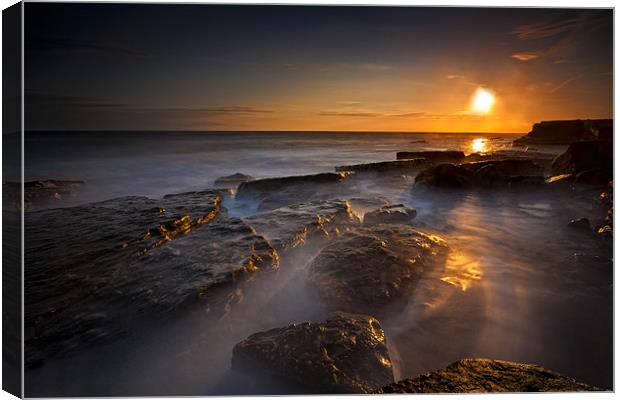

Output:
xmin=513 ymin=119 xmax=612 ymax=145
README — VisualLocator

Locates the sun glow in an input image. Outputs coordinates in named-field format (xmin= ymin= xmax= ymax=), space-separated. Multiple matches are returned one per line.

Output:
xmin=470 ymin=138 xmax=487 ymax=153
xmin=470 ymin=87 xmax=495 ymax=114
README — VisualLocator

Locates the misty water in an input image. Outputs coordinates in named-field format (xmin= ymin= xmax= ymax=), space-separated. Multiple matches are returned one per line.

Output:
xmin=24 ymin=132 xmax=612 ymax=395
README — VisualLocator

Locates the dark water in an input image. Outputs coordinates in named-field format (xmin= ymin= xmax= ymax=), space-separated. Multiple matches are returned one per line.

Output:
xmin=23 ymin=131 xmax=612 ymax=395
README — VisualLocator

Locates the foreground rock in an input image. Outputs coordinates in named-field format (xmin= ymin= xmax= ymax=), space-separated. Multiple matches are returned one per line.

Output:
xmin=460 ymin=159 xmax=543 ymax=176
xmin=415 ymin=164 xmax=476 ymax=188
xmin=551 ymin=141 xmax=612 ymax=181
xmin=25 ymin=190 xmax=278 ymax=366
xmin=245 ymin=200 xmax=360 ymax=251
xmin=232 ymin=312 xmax=394 ymax=393
xmin=396 ymin=150 xmax=465 ymax=162
xmin=213 ymin=173 xmax=254 ymax=189
xmin=237 ymin=172 xmax=350 ymax=199
xmin=308 ymin=226 xmax=447 ymax=313
xmin=377 ymin=359 xmax=599 ymax=393
xmin=513 ymin=119 xmax=612 ymax=145
xmin=363 ymin=204 xmax=417 ymax=226
xmin=335 ymin=159 xmax=426 ymax=174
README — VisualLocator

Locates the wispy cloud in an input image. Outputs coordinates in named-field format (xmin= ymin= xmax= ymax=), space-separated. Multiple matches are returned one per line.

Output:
xmin=27 ymin=37 xmax=151 ymax=58
xmin=342 ymin=63 xmax=398 ymax=72
xmin=511 ymin=52 xmax=539 ymax=61
xmin=446 ymin=74 xmax=465 ymax=80
xmin=319 ymin=110 xmax=383 ymax=117
xmin=512 ymin=18 xmax=581 ymax=40
xmin=549 ymin=76 xmax=579 ymax=93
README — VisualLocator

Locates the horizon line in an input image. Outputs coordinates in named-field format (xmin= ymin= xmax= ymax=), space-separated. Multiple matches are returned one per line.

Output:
xmin=24 ymin=129 xmax=526 ymax=135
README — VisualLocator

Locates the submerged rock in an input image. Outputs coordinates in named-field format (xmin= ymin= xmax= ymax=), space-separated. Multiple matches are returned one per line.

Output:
xmin=568 ymin=218 xmax=591 ymax=230
xmin=245 ymin=200 xmax=360 ymax=251
xmin=507 ymin=175 xmax=546 ymax=188
xmin=363 ymin=204 xmax=417 ymax=226
xmin=25 ymin=190 xmax=278 ymax=366
xmin=308 ymin=226 xmax=447 ymax=313
xmin=232 ymin=312 xmax=394 ymax=393
xmin=377 ymin=358 xmax=599 ymax=393
xmin=396 ymin=150 xmax=465 ymax=162
xmin=551 ymin=140 xmax=612 ymax=177
xmin=335 ymin=159 xmax=426 ymax=173
xmin=213 ymin=173 xmax=254 ymax=188
xmin=415 ymin=164 xmax=476 ymax=188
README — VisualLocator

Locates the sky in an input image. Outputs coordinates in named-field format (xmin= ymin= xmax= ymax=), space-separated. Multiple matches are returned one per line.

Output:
xmin=24 ymin=4 xmax=613 ymax=133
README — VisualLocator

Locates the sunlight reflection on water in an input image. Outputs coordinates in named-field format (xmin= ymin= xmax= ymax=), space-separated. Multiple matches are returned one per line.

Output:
xmin=440 ymin=251 xmax=483 ymax=291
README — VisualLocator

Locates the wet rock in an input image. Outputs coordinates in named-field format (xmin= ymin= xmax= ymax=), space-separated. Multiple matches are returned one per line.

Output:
xmin=245 ymin=200 xmax=361 ymax=251
xmin=377 ymin=359 xmax=599 ymax=393
xmin=396 ymin=150 xmax=465 ymax=162
xmin=363 ymin=204 xmax=417 ymax=226
xmin=415 ymin=164 xmax=476 ymax=188
xmin=545 ymin=174 xmax=576 ymax=187
xmin=335 ymin=159 xmax=426 ymax=173
xmin=213 ymin=173 xmax=254 ymax=189
xmin=308 ymin=226 xmax=447 ymax=313
xmin=507 ymin=176 xmax=546 ymax=188
xmin=232 ymin=312 xmax=394 ymax=393
xmin=236 ymin=172 xmax=350 ymax=199
xmin=474 ymin=164 xmax=507 ymax=188
xmin=513 ymin=119 xmax=612 ymax=145
xmin=568 ymin=218 xmax=591 ymax=230
xmin=551 ymin=140 xmax=612 ymax=177
xmin=460 ymin=159 xmax=543 ymax=177
xmin=25 ymin=190 xmax=278 ymax=365
xmin=347 ymin=197 xmax=391 ymax=213
xmin=597 ymin=224 xmax=613 ymax=239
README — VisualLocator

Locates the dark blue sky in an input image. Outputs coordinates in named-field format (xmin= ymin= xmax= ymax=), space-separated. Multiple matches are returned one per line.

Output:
xmin=25 ymin=4 xmax=613 ymax=132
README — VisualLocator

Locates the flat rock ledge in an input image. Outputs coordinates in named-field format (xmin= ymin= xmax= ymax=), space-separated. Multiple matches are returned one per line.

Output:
xmin=231 ymin=312 xmax=394 ymax=394
xmin=376 ymin=359 xmax=600 ymax=393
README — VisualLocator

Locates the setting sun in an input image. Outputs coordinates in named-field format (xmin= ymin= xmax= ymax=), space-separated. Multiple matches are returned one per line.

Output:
xmin=470 ymin=87 xmax=496 ymax=114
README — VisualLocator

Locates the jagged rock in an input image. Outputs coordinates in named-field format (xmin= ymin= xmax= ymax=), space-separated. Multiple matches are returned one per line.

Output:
xmin=396 ymin=151 xmax=465 ymax=162
xmin=363 ymin=204 xmax=417 ymax=226
xmin=245 ymin=200 xmax=360 ymax=251
xmin=213 ymin=173 xmax=254 ymax=188
xmin=460 ymin=159 xmax=543 ymax=176
xmin=597 ymin=224 xmax=613 ymax=239
xmin=236 ymin=172 xmax=350 ymax=200
xmin=347 ymin=197 xmax=391 ymax=212
xmin=25 ymin=190 xmax=278 ymax=366
xmin=308 ymin=226 xmax=447 ymax=312
xmin=568 ymin=218 xmax=591 ymax=230
xmin=376 ymin=359 xmax=599 ymax=393
xmin=231 ymin=312 xmax=394 ymax=393
xmin=415 ymin=164 xmax=476 ymax=188
xmin=551 ymin=140 xmax=612 ymax=177
xmin=335 ymin=159 xmax=426 ymax=173
xmin=513 ymin=119 xmax=612 ymax=145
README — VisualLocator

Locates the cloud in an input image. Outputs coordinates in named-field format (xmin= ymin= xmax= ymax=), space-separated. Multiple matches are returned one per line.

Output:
xmin=549 ymin=76 xmax=579 ymax=93
xmin=27 ymin=37 xmax=151 ymax=58
xmin=341 ymin=63 xmax=398 ymax=72
xmin=320 ymin=110 xmax=426 ymax=118
xmin=446 ymin=74 xmax=465 ymax=80
xmin=336 ymin=101 xmax=362 ymax=105
xmin=512 ymin=17 xmax=581 ymax=40
xmin=511 ymin=52 xmax=539 ymax=61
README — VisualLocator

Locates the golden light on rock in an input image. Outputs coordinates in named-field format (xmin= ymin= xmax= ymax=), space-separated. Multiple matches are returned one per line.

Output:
xmin=470 ymin=87 xmax=495 ymax=114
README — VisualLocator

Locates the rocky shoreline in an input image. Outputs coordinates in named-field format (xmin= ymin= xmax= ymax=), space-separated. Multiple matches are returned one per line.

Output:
xmin=23 ymin=129 xmax=612 ymax=393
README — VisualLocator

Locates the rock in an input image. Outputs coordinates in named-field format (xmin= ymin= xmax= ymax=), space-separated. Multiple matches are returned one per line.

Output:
xmin=513 ymin=119 xmax=612 ymax=145
xmin=213 ymin=173 xmax=254 ymax=188
xmin=245 ymin=200 xmax=360 ymax=251
xmin=396 ymin=151 xmax=465 ymax=162
xmin=415 ymin=164 xmax=476 ymax=188
xmin=507 ymin=176 xmax=546 ymax=188
xmin=545 ymin=174 xmax=575 ymax=187
xmin=597 ymin=224 xmax=613 ymax=239
xmin=308 ymin=226 xmax=447 ymax=312
xmin=236 ymin=172 xmax=350 ymax=200
xmin=334 ymin=159 xmax=426 ymax=173
xmin=363 ymin=204 xmax=417 ymax=226
xmin=568 ymin=218 xmax=591 ymax=230
xmin=231 ymin=312 xmax=394 ymax=393
xmin=25 ymin=190 xmax=278 ymax=365
xmin=574 ymin=169 xmax=610 ymax=187
xmin=5 ymin=179 xmax=86 ymax=210
xmin=474 ymin=164 xmax=507 ymax=188
xmin=551 ymin=140 xmax=612 ymax=177
xmin=377 ymin=359 xmax=599 ymax=393
xmin=460 ymin=159 xmax=543 ymax=176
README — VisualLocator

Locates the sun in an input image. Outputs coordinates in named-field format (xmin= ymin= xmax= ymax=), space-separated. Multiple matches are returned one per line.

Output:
xmin=470 ymin=87 xmax=495 ymax=114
